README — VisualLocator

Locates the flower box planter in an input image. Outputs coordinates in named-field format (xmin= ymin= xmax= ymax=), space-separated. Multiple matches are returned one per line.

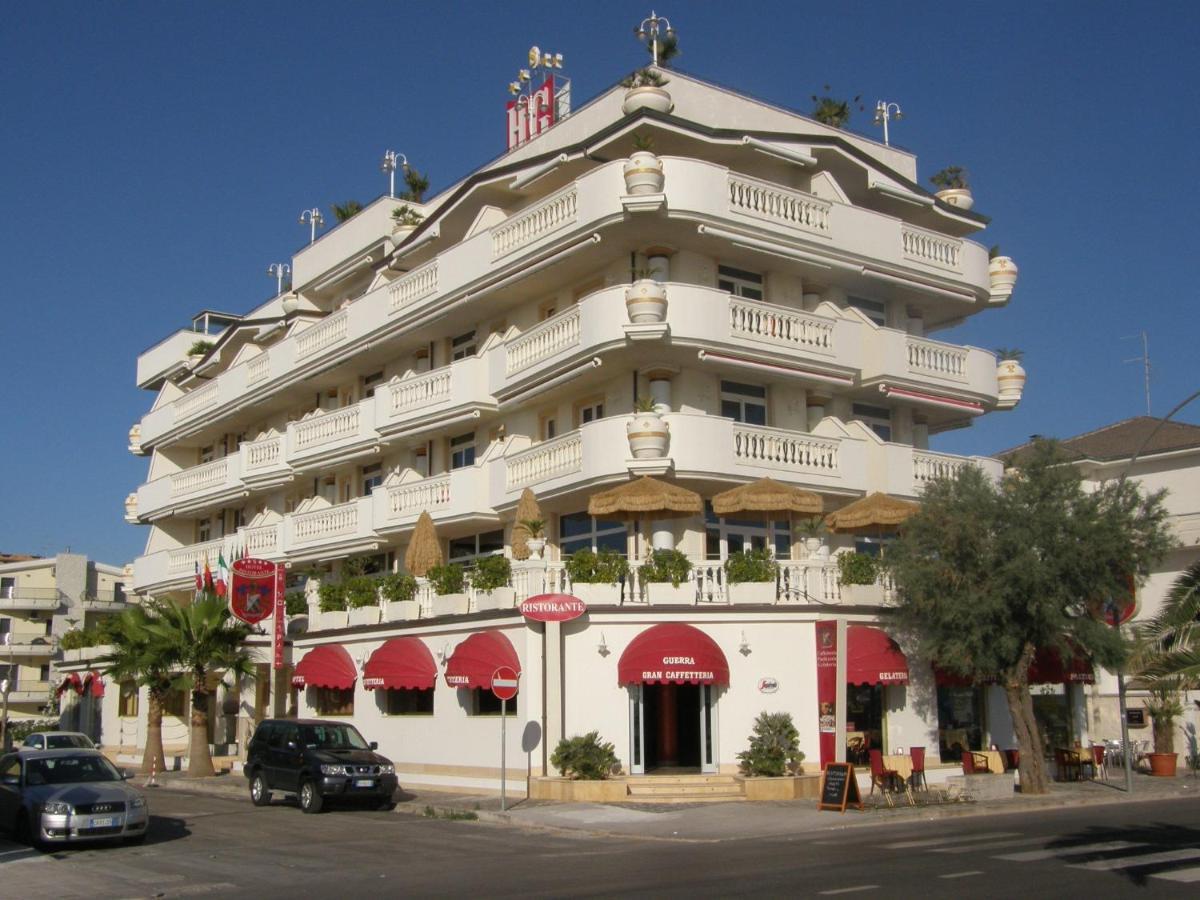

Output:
xmin=474 ymin=587 xmax=516 ymax=612
xmin=568 ymin=583 xmax=621 ymax=606
xmin=1147 ymin=752 xmax=1178 ymax=777
xmin=622 ymin=152 xmax=665 ymax=195
xmin=348 ymin=606 xmax=381 ymax=627
xmin=624 ymin=279 xmax=667 ymax=323
xmin=431 ymin=593 xmax=470 ymax=617
xmin=739 ymin=774 xmax=818 ymax=801
xmin=645 ymin=582 xmax=694 ymax=605
xmin=838 ymin=584 xmax=885 ymax=605
xmin=728 ymin=582 xmax=776 ymax=606
xmin=63 ymin=648 xmax=83 ymax=662
xmin=384 ymin=600 xmax=421 ymax=622
xmin=529 ymin=776 xmax=628 ymax=803
xmin=318 ymin=611 xmax=349 ymax=630
xmin=621 ymin=86 xmax=673 ymax=116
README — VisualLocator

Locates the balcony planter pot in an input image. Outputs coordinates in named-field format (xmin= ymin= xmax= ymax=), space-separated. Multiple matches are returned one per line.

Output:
xmin=624 ymin=279 xmax=667 ymax=323
xmin=526 ymin=538 xmax=546 ymax=560
xmin=935 ymin=187 xmax=974 ymax=211
xmin=988 ymin=255 xmax=1019 ymax=301
xmin=645 ymin=582 xmax=694 ymax=605
xmin=431 ymin=593 xmax=470 ymax=617
xmin=626 ymin=410 xmax=670 ymax=458
xmin=281 ymin=292 xmax=299 ymax=315
xmin=1147 ymin=753 xmax=1177 ymax=777
xmin=996 ymin=359 xmax=1026 ymax=410
xmin=384 ymin=599 xmax=421 ymax=622
xmin=475 ymin=587 xmax=516 ymax=612
xmin=621 ymin=86 xmax=673 ymax=116
xmin=622 ymin=152 xmax=665 ymax=195
xmin=318 ymin=611 xmax=349 ymax=630
xmin=348 ymin=606 xmax=381 ymax=627
xmin=728 ymin=582 xmax=776 ymax=606
xmin=569 ymin=583 xmax=620 ymax=606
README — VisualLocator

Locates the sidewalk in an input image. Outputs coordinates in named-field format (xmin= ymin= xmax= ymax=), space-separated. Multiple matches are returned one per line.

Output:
xmin=147 ymin=768 xmax=1199 ymax=843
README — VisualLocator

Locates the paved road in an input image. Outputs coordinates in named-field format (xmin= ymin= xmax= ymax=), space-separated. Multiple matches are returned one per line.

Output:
xmin=2 ymin=789 xmax=1199 ymax=897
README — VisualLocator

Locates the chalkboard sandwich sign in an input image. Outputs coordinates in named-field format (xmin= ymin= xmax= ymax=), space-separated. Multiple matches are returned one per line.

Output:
xmin=818 ymin=762 xmax=863 ymax=812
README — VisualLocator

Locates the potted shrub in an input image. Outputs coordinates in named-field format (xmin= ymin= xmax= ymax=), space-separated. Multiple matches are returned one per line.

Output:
xmin=471 ymin=555 xmax=514 ymax=611
xmin=737 ymin=711 xmax=808 ymax=800
xmin=317 ymin=582 xmax=348 ymax=629
xmin=930 ymin=166 xmax=974 ymax=211
xmin=725 ymin=548 xmax=778 ymax=605
xmin=798 ymin=516 xmax=829 ymax=559
xmin=284 ymin=591 xmax=308 ymax=617
xmin=380 ymin=572 xmax=420 ymax=621
xmin=565 ymin=548 xmax=628 ymax=605
xmin=1145 ymin=684 xmax=1184 ymax=776
xmin=620 ymin=68 xmax=672 ymax=116
xmin=188 ymin=340 xmax=214 ymax=364
xmin=624 ymin=268 xmax=668 ymax=324
xmin=988 ymin=244 xmax=1020 ymax=302
xmin=521 ymin=519 xmax=547 ymax=560
xmin=550 ymin=731 xmax=619 ymax=779
xmin=836 ymin=551 xmax=880 ymax=604
xmin=428 ymin=563 xmax=468 ymax=616
xmin=626 ymin=395 xmax=670 ymax=458
xmin=994 ymin=347 xmax=1026 ymax=410
xmin=639 ymin=548 xmax=693 ymax=604
xmin=344 ymin=576 xmax=381 ymax=626
xmin=390 ymin=203 xmax=424 ymax=241
xmin=623 ymin=133 xmax=665 ymax=196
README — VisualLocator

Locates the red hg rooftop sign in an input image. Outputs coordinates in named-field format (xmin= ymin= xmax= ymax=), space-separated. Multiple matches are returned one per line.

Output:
xmin=505 ymin=45 xmax=570 ymax=151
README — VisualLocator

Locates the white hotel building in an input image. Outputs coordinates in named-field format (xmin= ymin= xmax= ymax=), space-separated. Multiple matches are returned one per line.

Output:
xmin=118 ymin=67 xmax=1036 ymax=796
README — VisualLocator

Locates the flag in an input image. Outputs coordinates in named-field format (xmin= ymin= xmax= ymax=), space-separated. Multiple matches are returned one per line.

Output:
xmin=216 ymin=552 xmax=229 ymax=598
xmin=203 ymin=557 xmax=215 ymax=595
xmin=194 ymin=561 xmax=202 ymax=592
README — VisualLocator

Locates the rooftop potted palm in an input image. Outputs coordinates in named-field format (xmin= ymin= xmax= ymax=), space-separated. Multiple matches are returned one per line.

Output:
xmin=626 ymin=395 xmax=670 ymax=458
xmin=520 ymin=519 xmax=546 ymax=560
xmin=930 ymin=166 xmax=973 ymax=211
xmin=809 ymin=87 xmax=862 ymax=129
xmin=624 ymin=267 xmax=668 ymax=324
xmin=390 ymin=204 xmax=424 ymax=242
xmin=621 ymin=68 xmax=673 ymax=116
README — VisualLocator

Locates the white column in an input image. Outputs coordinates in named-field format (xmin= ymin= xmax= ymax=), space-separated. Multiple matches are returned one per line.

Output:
xmin=650 ymin=521 xmax=675 ymax=551
xmin=835 ymin=618 xmax=848 ymax=763
xmin=544 ymin=620 xmax=563 ymax=762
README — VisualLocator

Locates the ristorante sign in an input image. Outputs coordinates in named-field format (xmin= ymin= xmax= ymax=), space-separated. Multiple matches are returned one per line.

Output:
xmin=519 ymin=593 xmax=586 ymax=623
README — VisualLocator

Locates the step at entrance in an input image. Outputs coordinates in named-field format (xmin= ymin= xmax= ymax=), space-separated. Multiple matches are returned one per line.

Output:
xmin=624 ymin=774 xmax=745 ymax=803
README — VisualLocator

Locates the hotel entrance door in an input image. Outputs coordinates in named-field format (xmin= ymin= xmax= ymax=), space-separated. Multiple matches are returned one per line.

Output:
xmin=629 ymin=683 xmax=717 ymax=774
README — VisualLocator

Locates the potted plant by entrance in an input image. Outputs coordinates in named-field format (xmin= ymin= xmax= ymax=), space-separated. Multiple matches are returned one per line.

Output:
xmin=995 ymin=348 xmax=1026 ymax=410
xmin=565 ymin=548 xmax=628 ymax=606
xmin=836 ymin=551 xmax=881 ymax=604
xmin=317 ymin=581 xmax=348 ymax=629
xmin=380 ymin=572 xmax=420 ymax=621
xmin=1144 ymin=684 xmax=1184 ymax=776
xmin=736 ymin=711 xmax=809 ymax=800
xmin=427 ymin=563 xmax=469 ymax=617
xmin=624 ymin=270 xmax=668 ymax=324
xmin=620 ymin=68 xmax=672 ymax=116
xmin=988 ymin=244 xmax=1020 ymax=302
xmin=521 ymin=519 xmax=547 ymax=560
xmin=724 ymin=548 xmax=778 ymax=605
xmin=470 ymin=555 xmax=514 ymax=611
xmin=532 ymin=731 xmax=627 ymax=802
xmin=640 ymin=548 xmax=693 ymax=605
xmin=623 ymin=133 xmax=665 ymax=196
xmin=626 ymin=395 xmax=670 ymax=458
xmin=930 ymin=166 xmax=973 ymax=211
xmin=345 ymin=576 xmax=382 ymax=626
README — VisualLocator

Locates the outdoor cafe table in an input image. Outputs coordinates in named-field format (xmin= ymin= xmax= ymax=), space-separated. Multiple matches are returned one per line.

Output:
xmin=974 ymin=750 xmax=1006 ymax=774
xmin=882 ymin=754 xmax=917 ymax=806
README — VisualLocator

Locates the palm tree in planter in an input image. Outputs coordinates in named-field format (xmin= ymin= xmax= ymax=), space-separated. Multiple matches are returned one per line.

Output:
xmin=621 ymin=68 xmax=673 ymax=116
xmin=994 ymin=347 xmax=1026 ymax=410
xmin=143 ymin=596 xmax=252 ymax=778
xmin=929 ymin=166 xmax=973 ymax=211
xmin=331 ymin=200 xmax=364 ymax=222
xmin=810 ymin=87 xmax=863 ymax=128
xmin=988 ymin=245 xmax=1019 ymax=304
xmin=400 ymin=166 xmax=429 ymax=203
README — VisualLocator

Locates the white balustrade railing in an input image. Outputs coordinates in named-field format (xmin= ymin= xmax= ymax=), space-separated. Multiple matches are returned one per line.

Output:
xmin=388 ymin=259 xmax=439 ymax=312
xmin=292 ymin=501 xmax=358 ymax=544
xmin=505 ymin=431 xmax=584 ymax=489
xmin=174 ymin=380 xmax=219 ymax=421
xmin=913 ymin=450 xmax=972 ymax=487
xmin=505 ymin=304 xmax=581 ymax=375
xmin=901 ymin=225 xmax=962 ymax=270
xmin=387 ymin=475 xmax=451 ymax=518
xmin=732 ymin=425 xmax=840 ymax=474
xmin=728 ymin=173 xmax=831 ymax=234
xmin=293 ymin=405 xmax=360 ymax=451
xmin=246 ymin=354 xmax=270 ymax=385
xmin=167 ymin=539 xmax=226 ymax=575
xmin=907 ymin=337 xmax=968 ymax=380
xmin=170 ymin=458 xmax=229 ymax=497
xmin=729 ymin=298 xmax=834 ymax=353
xmin=294 ymin=312 xmax=348 ymax=361
xmin=389 ymin=368 xmax=452 ymax=415
xmin=244 ymin=435 xmax=282 ymax=471
xmin=242 ymin=524 xmax=279 ymax=557
xmin=491 ymin=186 xmax=578 ymax=259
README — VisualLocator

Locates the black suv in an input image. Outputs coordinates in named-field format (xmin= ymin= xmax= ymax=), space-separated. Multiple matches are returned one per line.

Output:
xmin=245 ymin=719 xmax=399 ymax=814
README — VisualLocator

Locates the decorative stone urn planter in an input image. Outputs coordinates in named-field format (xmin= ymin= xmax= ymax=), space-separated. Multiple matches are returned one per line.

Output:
xmin=348 ymin=606 xmax=381 ymax=627
xmin=935 ymin=187 xmax=974 ymax=211
xmin=626 ymin=409 xmax=670 ymax=458
xmin=621 ymin=85 xmax=673 ymax=116
xmin=384 ymin=599 xmax=421 ymax=622
xmin=996 ymin=358 xmax=1027 ymax=410
xmin=1147 ymin=752 xmax=1178 ymax=777
xmin=645 ymin=582 xmax=694 ymax=605
xmin=390 ymin=224 xmax=417 ymax=247
xmin=622 ymin=151 xmax=665 ymax=195
xmin=281 ymin=292 xmax=299 ymax=315
xmin=624 ymin=279 xmax=667 ymax=323
xmin=526 ymin=538 xmax=546 ymax=560
xmin=728 ymin=582 xmax=776 ymax=606
xmin=988 ymin=255 xmax=1019 ymax=301
xmin=431 ymin=593 xmax=470 ymax=617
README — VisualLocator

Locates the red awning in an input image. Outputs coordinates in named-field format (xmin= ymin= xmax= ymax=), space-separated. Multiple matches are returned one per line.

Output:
xmin=617 ymin=623 xmax=730 ymax=686
xmin=363 ymin=638 xmax=437 ymax=691
xmin=293 ymin=644 xmax=357 ymax=690
xmin=444 ymin=632 xmax=521 ymax=690
xmin=1029 ymin=646 xmax=1095 ymax=685
xmin=84 ymin=671 xmax=105 ymax=698
xmin=846 ymin=626 xmax=909 ymax=686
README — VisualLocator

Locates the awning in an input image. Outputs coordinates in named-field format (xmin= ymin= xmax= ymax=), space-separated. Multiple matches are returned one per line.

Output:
xmin=1029 ymin=646 xmax=1095 ymax=685
xmin=292 ymin=644 xmax=357 ymax=690
xmin=846 ymin=626 xmax=909 ymax=686
xmin=363 ymin=638 xmax=437 ymax=691
xmin=84 ymin=671 xmax=105 ymax=698
xmin=617 ymin=623 xmax=730 ymax=686
xmin=444 ymin=632 xmax=521 ymax=690
xmin=56 ymin=672 xmax=84 ymax=697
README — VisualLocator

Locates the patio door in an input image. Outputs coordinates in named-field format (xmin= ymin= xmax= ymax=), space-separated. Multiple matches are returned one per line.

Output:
xmin=629 ymin=685 xmax=645 ymax=774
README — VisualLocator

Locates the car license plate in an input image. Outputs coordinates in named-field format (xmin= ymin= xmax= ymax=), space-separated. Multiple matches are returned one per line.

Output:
xmin=354 ymin=778 xmax=374 ymax=788
xmin=91 ymin=816 xmax=115 ymax=828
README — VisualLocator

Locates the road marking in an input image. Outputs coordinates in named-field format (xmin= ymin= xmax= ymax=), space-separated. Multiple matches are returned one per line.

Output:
xmin=995 ymin=840 xmax=1144 ymax=861
xmin=935 ymin=837 xmax=1044 ymax=854
xmin=938 ymin=871 xmax=983 ymax=879
xmin=819 ymin=886 xmax=878 ymax=895
xmin=1069 ymin=848 xmax=1200 ymax=871
xmin=1153 ymin=866 xmax=1200 ymax=883
xmin=884 ymin=831 xmax=1021 ymax=850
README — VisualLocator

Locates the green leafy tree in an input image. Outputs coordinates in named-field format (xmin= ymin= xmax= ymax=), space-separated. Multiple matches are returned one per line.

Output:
xmin=331 ymin=200 xmax=363 ymax=222
xmin=142 ymin=596 xmax=253 ymax=777
xmin=885 ymin=440 xmax=1172 ymax=795
xmin=810 ymin=87 xmax=863 ymax=128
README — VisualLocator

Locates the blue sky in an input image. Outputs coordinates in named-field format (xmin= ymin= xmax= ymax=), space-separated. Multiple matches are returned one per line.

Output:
xmin=3 ymin=1 xmax=1198 ymax=565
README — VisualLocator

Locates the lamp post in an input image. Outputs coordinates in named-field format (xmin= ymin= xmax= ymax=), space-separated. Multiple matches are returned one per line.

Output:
xmin=381 ymin=151 xmax=408 ymax=199
xmin=266 ymin=263 xmax=291 ymax=294
xmin=1 ymin=632 xmax=12 ymax=751
xmin=874 ymin=100 xmax=903 ymax=146
xmin=635 ymin=11 xmax=675 ymax=67
xmin=298 ymin=208 xmax=324 ymax=244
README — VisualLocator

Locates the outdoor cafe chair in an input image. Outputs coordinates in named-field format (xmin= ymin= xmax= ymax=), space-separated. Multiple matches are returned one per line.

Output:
xmin=1076 ymin=745 xmax=1096 ymax=780
xmin=868 ymin=749 xmax=901 ymax=795
xmin=1090 ymin=744 xmax=1108 ymax=780
xmin=1004 ymin=748 xmax=1020 ymax=771
xmin=909 ymin=746 xmax=928 ymax=791
xmin=961 ymin=750 xmax=987 ymax=775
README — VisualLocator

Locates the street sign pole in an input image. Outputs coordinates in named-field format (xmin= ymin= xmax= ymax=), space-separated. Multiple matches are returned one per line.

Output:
xmin=490 ymin=665 xmax=520 ymax=813
xmin=501 ymin=698 xmax=507 ymax=811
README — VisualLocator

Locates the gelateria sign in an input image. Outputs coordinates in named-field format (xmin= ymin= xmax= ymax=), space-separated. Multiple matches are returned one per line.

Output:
xmin=519 ymin=593 xmax=586 ymax=623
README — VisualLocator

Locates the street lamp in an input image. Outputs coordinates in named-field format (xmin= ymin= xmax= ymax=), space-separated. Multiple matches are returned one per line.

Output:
xmin=635 ymin=11 xmax=675 ymax=67
xmin=381 ymin=150 xmax=408 ymax=199
xmin=1 ymin=632 xmax=11 ymax=751
xmin=266 ymin=263 xmax=291 ymax=294
xmin=873 ymin=100 xmax=903 ymax=146
xmin=298 ymin=208 xmax=325 ymax=244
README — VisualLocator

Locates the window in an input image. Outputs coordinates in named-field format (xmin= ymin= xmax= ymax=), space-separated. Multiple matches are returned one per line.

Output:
xmin=119 ymin=681 xmax=139 ymax=718
xmin=113 ymin=583 xmax=126 ymax=604
xmin=720 ymin=381 xmax=767 ymax=425
xmin=0 ymin=618 xmax=8 ymax=638
xmin=846 ymin=684 xmax=885 ymax=764
xmin=576 ymin=399 xmax=605 ymax=426
xmin=448 ymin=530 xmax=505 ymax=563
xmin=199 ymin=444 xmax=215 ymax=464
xmin=362 ymin=370 xmax=385 ymax=399
xmin=0 ymin=665 xmax=15 ymax=689
xmin=449 ymin=432 xmax=475 ymax=470
xmin=540 ymin=414 xmax=558 ymax=441
xmin=451 ymin=330 xmax=477 ymax=361
xmin=852 ymin=403 xmax=892 ymax=441
xmin=703 ymin=502 xmax=791 ymax=560
xmin=163 ymin=688 xmax=188 ymax=718
xmin=384 ymin=688 xmax=434 ymax=715
xmin=38 ymin=664 xmax=50 ymax=682
xmin=717 ymin=265 xmax=764 ymax=301
xmin=361 ymin=462 xmax=384 ymax=497
xmin=197 ymin=518 xmax=212 ymax=543
xmin=847 ymin=295 xmax=887 ymax=326
xmin=538 ymin=300 xmax=558 ymax=320
xmin=0 ymin=578 xmax=13 ymax=599
xmin=474 ymin=689 xmax=518 ymax=715
xmin=313 ymin=687 xmax=354 ymax=717
xmin=559 ymin=511 xmax=628 ymax=556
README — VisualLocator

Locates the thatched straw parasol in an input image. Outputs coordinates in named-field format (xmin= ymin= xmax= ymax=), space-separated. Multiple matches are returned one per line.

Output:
xmin=404 ymin=510 xmax=443 ymax=577
xmin=588 ymin=476 xmax=703 ymax=520
xmin=711 ymin=477 xmax=822 ymax=520
xmin=510 ymin=488 xmax=543 ymax=561
xmin=823 ymin=492 xmax=919 ymax=534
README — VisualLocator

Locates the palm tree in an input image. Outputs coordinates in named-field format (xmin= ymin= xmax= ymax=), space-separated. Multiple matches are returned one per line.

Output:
xmin=400 ymin=167 xmax=429 ymax=203
xmin=144 ymin=596 xmax=252 ymax=777
xmin=331 ymin=200 xmax=363 ymax=222
xmin=1136 ymin=560 xmax=1200 ymax=680
xmin=810 ymin=87 xmax=863 ymax=129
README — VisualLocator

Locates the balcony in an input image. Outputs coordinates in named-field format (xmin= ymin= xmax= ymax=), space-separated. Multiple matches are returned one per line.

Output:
xmin=289 ymin=399 xmax=378 ymax=471
xmin=374 ymin=464 xmax=493 ymax=534
xmin=1 ymin=639 xmax=55 ymax=658
xmin=284 ymin=496 xmax=378 ymax=560
xmin=0 ymin=588 xmax=63 ymax=611
xmin=6 ymin=684 xmax=51 ymax=705
xmin=375 ymin=356 xmax=493 ymax=439
xmin=78 ymin=591 xmax=131 ymax=611
xmin=137 ymin=453 xmax=245 ymax=521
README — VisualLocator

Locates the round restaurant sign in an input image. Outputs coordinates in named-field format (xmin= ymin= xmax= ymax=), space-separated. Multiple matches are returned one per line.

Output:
xmin=491 ymin=666 xmax=520 ymax=702
xmin=518 ymin=593 xmax=586 ymax=623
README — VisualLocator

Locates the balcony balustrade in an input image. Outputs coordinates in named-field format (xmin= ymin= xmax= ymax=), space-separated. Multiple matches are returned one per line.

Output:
xmin=491 ymin=184 xmax=578 ymax=260
xmin=170 ymin=457 xmax=233 ymax=498
xmin=901 ymin=224 xmax=962 ymax=270
xmin=505 ymin=304 xmax=581 ymax=377
xmin=289 ymin=498 xmax=366 ymax=549
xmin=294 ymin=311 xmax=348 ymax=362
xmin=0 ymin=588 xmax=63 ymax=611
xmin=727 ymin=172 xmax=832 ymax=236
xmin=728 ymin=297 xmax=835 ymax=355
xmin=2 ymin=640 xmax=55 ymax=658
xmin=387 ymin=258 xmax=439 ymax=313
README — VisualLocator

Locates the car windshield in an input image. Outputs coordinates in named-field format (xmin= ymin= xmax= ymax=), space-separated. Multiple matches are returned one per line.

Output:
xmin=25 ymin=755 xmax=122 ymax=786
xmin=298 ymin=724 xmax=369 ymax=751
xmin=45 ymin=735 xmax=92 ymax=749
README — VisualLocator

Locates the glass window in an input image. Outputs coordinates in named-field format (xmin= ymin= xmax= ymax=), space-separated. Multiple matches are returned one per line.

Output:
xmin=384 ymin=689 xmax=434 ymax=715
xmin=717 ymin=264 xmax=764 ymax=301
xmin=703 ymin=501 xmax=791 ymax=560
xmin=559 ymin=511 xmax=628 ymax=556
xmin=720 ymin=381 xmax=767 ymax=425
xmin=118 ymin=682 xmax=139 ymax=718
xmin=313 ymin=687 xmax=355 ymax=717
xmin=449 ymin=432 xmax=475 ymax=470
xmin=845 ymin=684 xmax=884 ymax=764
xmin=448 ymin=530 xmax=505 ymax=563
xmin=847 ymin=296 xmax=887 ymax=326
xmin=362 ymin=370 xmax=384 ymax=399
xmin=451 ymin=331 xmax=477 ymax=361
xmin=361 ymin=463 xmax=383 ymax=497
xmin=936 ymin=686 xmax=984 ymax=763
xmin=579 ymin=401 xmax=604 ymax=425
xmin=852 ymin=403 xmax=892 ymax=442
xmin=474 ymin=689 xmax=518 ymax=716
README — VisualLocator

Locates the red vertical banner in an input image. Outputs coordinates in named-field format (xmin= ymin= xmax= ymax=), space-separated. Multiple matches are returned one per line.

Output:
xmin=273 ymin=565 xmax=286 ymax=670
xmin=815 ymin=620 xmax=838 ymax=768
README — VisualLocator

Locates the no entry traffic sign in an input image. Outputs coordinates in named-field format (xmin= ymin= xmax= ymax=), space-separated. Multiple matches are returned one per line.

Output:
xmin=491 ymin=666 xmax=519 ymax=701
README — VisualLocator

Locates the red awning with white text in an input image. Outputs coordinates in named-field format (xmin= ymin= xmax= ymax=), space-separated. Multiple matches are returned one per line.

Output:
xmin=444 ymin=632 xmax=521 ymax=690
xmin=363 ymin=638 xmax=437 ymax=691
xmin=617 ymin=623 xmax=730 ymax=686
xmin=292 ymin=644 xmax=356 ymax=690
xmin=846 ymin=626 xmax=909 ymax=686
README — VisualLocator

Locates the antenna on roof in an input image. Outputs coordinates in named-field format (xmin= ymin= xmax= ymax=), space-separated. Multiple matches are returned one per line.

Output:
xmin=1122 ymin=331 xmax=1152 ymax=415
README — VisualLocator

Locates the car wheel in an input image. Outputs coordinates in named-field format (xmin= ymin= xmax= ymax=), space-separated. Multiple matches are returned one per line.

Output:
xmin=250 ymin=772 xmax=272 ymax=807
xmin=376 ymin=801 xmax=397 ymax=812
xmin=298 ymin=779 xmax=323 ymax=814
